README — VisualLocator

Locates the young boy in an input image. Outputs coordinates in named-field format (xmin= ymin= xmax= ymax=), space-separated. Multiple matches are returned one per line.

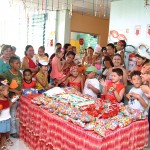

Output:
xmin=100 ymin=68 xmax=125 ymax=103
xmin=126 ymin=70 xmax=148 ymax=111
xmin=83 ymin=66 xmax=100 ymax=99
xmin=2 ymin=56 xmax=22 ymax=138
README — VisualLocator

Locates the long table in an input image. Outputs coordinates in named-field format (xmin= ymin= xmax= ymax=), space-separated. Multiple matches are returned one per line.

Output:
xmin=18 ymin=96 xmax=149 ymax=150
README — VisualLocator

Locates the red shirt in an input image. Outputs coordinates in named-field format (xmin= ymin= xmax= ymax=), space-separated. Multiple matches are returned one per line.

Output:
xmin=105 ymin=82 xmax=125 ymax=103
xmin=23 ymin=80 xmax=36 ymax=89
xmin=0 ymin=99 xmax=10 ymax=109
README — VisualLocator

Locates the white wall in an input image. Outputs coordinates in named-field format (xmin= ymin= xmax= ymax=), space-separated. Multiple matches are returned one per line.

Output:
xmin=109 ymin=0 xmax=150 ymax=48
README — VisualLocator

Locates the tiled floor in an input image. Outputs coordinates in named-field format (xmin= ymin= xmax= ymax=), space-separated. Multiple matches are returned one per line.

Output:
xmin=8 ymin=134 xmax=150 ymax=150
xmin=7 ymin=138 xmax=30 ymax=150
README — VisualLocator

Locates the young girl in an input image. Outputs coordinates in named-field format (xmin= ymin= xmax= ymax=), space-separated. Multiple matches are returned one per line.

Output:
xmin=36 ymin=60 xmax=52 ymax=92
xmin=66 ymin=66 xmax=83 ymax=93
xmin=0 ymin=77 xmax=13 ymax=150
xmin=50 ymin=48 xmax=64 ymax=86
xmin=23 ymin=69 xmax=36 ymax=89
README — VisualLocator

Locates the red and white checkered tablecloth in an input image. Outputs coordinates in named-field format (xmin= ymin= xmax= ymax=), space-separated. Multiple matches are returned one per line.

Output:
xmin=18 ymin=96 xmax=149 ymax=150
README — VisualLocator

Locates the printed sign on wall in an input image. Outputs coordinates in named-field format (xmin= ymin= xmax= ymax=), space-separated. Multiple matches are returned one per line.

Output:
xmin=147 ymin=24 xmax=150 ymax=38
xmin=135 ymin=25 xmax=141 ymax=36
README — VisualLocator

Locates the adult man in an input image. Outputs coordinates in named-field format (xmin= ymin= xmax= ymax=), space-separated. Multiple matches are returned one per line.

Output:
xmin=106 ymin=43 xmax=115 ymax=60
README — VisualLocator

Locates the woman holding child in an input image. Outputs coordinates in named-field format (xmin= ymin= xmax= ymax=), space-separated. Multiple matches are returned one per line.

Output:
xmin=22 ymin=45 xmax=39 ymax=76
xmin=106 ymin=53 xmax=127 ymax=87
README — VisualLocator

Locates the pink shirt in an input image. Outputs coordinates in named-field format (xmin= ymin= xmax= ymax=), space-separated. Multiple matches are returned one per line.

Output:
xmin=50 ymin=57 xmax=63 ymax=80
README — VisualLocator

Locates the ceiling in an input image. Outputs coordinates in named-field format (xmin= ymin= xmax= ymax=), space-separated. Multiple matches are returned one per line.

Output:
xmin=19 ymin=0 xmax=117 ymax=19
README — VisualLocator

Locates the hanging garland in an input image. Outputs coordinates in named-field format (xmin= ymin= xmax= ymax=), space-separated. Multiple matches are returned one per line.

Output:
xmin=82 ymin=0 xmax=84 ymax=15
xmin=93 ymin=0 xmax=94 ymax=16
xmin=37 ymin=0 xmax=39 ymax=12
xmin=45 ymin=0 xmax=48 ymax=13
xmin=51 ymin=0 xmax=53 ymax=11
xmin=95 ymin=0 xmax=98 ymax=16
xmin=69 ymin=0 xmax=73 ymax=16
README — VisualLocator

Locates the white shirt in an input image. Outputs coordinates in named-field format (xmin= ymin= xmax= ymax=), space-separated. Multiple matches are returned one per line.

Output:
xmin=128 ymin=87 xmax=149 ymax=111
xmin=83 ymin=78 xmax=99 ymax=99
xmin=0 ymin=108 xmax=11 ymax=121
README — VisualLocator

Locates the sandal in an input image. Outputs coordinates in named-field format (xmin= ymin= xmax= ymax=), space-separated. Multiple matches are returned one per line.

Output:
xmin=5 ymin=138 xmax=13 ymax=146
xmin=1 ymin=146 xmax=8 ymax=150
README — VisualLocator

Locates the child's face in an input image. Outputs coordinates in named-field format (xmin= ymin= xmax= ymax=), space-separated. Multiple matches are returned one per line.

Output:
xmin=41 ymin=65 xmax=48 ymax=72
xmin=57 ymin=52 xmax=64 ymax=59
xmin=11 ymin=59 xmax=20 ymax=70
xmin=24 ymin=72 xmax=32 ymax=81
xmin=87 ymin=72 xmax=96 ymax=79
xmin=136 ymin=57 xmax=145 ymax=66
xmin=66 ymin=54 xmax=74 ymax=63
xmin=71 ymin=69 xmax=79 ymax=77
xmin=0 ymin=86 xmax=9 ymax=98
xmin=113 ymin=56 xmax=121 ymax=67
xmin=38 ymin=48 xmax=45 ymax=56
xmin=111 ymin=72 xmax=122 ymax=83
xmin=131 ymin=75 xmax=142 ymax=88
xmin=87 ymin=48 xmax=94 ymax=56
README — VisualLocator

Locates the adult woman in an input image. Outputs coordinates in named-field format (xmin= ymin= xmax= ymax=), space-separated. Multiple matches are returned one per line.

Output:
xmin=101 ymin=56 xmax=114 ymax=80
xmin=106 ymin=53 xmax=127 ymax=87
xmin=140 ymin=63 xmax=150 ymax=129
xmin=22 ymin=45 xmax=38 ymax=75
xmin=0 ymin=45 xmax=12 ymax=75
xmin=82 ymin=47 xmax=94 ymax=67
xmin=133 ymin=54 xmax=149 ymax=71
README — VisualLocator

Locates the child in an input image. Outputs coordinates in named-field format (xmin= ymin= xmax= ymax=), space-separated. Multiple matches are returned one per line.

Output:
xmin=0 ymin=77 xmax=14 ymax=149
xmin=36 ymin=60 xmax=51 ymax=91
xmin=50 ymin=48 xmax=64 ymax=86
xmin=2 ymin=56 xmax=22 ymax=138
xmin=35 ymin=46 xmax=48 ymax=63
xmin=66 ymin=66 xmax=83 ymax=93
xmin=100 ymin=68 xmax=125 ymax=103
xmin=83 ymin=66 xmax=100 ymax=99
xmin=126 ymin=71 xmax=148 ymax=111
xmin=23 ymin=69 xmax=36 ymax=89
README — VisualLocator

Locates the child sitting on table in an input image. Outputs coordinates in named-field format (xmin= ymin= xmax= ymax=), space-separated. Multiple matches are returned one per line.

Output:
xmin=23 ymin=69 xmax=36 ymax=89
xmin=0 ymin=77 xmax=14 ymax=150
xmin=83 ymin=66 xmax=100 ymax=99
xmin=36 ymin=60 xmax=52 ymax=92
xmin=100 ymin=68 xmax=125 ymax=103
xmin=66 ymin=66 xmax=83 ymax=93
xmin=126 ymin=71 xmax=148 ymax=111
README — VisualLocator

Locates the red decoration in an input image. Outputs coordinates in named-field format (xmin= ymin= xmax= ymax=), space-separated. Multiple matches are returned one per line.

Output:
xmin=79 ymin=38 xmax=84 ymax=45
xmin=110 ymin=30 xmax=119 ymax=38
xmin=117 ymin=34 xmax=127 ymax=40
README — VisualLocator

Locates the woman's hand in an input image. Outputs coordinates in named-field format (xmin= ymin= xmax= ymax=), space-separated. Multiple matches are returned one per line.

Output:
xmin=140 ymin=85 xmax=150 ymax=94
xmin=100 ymin=79 xmax=106 ymax=87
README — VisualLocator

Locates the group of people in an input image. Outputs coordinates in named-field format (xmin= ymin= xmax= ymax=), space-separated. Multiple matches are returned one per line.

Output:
xmin=0 ymin=40 xmax=150 ymax=150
